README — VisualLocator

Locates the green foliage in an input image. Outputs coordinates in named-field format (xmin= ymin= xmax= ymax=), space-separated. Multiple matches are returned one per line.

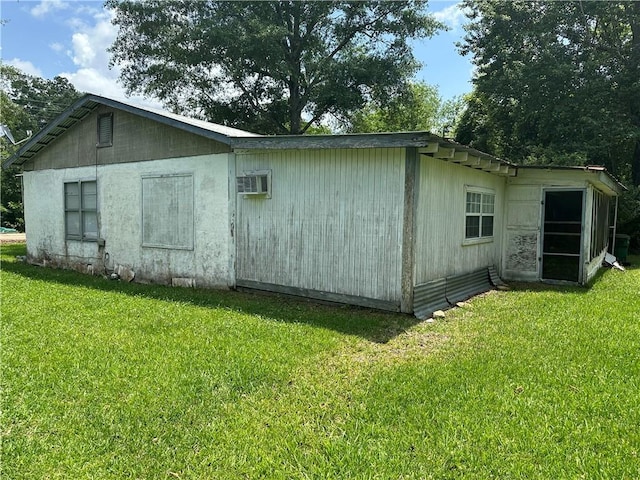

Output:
xmin=346 ymin=82 xmax=467 ymax=135
xmin=348 ymin=82 xmax=441 ymax=133
xmin=457 ymin=1 xmax=640 ymax=184
xmin=106 ymin=0 xmax=442 ymax=134
xmin=1 ymin=65 xmax=81 ymax=132
xmin=457 ymin=0 xmax=640 ymax=246
xmin=0 ymin=66 xmax=81 ymax=231
xmin=2 ymin=246 xmax=640 ymax=478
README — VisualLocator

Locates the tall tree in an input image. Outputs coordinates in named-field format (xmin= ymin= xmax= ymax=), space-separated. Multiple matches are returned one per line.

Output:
xmin=457 ymin=1 xmax=640 ymax=188
xmin=106 ymin=0 xmax=442 ymax=134
xmin=346 ymin=81 xmax=466 ymax=136
xmin=1 ymin=66 xmax=82 ymax=230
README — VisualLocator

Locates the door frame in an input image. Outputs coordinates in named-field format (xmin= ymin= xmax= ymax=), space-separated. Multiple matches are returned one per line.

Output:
xmin=539 ymin=187 xmax=586 ymax=283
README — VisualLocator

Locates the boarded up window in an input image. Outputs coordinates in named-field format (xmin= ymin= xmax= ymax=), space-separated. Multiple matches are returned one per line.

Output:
xmin=142 ymin=174 xmax=194 ymax=249
xmin=65 ymin=180 xmax=98 ymax=240
xmin=97 ymin=113 xmax=113 ymax=147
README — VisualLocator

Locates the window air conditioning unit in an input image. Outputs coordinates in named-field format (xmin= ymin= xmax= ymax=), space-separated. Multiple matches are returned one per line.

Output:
xmin=236 ymin=170 xmax=271 ymax=197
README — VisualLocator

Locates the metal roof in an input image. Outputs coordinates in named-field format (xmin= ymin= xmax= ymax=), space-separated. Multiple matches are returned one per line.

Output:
xmin=2 ymin=93 xmax=260 ymax=169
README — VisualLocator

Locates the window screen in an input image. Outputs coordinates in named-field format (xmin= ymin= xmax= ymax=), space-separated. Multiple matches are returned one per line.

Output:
xmin=142 ymin=174 xmax=194 ymax=249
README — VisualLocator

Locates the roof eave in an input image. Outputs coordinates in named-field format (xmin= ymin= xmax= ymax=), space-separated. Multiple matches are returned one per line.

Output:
xmin=517 ymin=165 xmax=627 ymax=195
xmin=2 ymin=93 xmax=243 ymax=169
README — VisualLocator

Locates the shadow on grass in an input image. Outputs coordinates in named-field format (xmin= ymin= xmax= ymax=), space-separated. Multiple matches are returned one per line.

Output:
xmin=1 ymin=243 xmax=419 ymax=344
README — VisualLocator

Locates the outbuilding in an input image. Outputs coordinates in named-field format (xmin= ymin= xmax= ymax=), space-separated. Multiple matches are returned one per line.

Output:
xmin=3 ymin=94 xmax=625 ymax=318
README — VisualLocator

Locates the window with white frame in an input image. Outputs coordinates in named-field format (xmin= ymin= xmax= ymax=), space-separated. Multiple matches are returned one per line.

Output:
xmin=465 ymin=188 xmax=495 ymax=240
xmin=65 ymin=180 xmax=98 ymax=240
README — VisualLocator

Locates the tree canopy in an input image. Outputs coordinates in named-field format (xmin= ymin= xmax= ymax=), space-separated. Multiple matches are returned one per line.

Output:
xmin=346 ymin=81 xmax=466 ymax=135
xmin=456 ymin=1 xmax=640 ymax=187
xmin=0 ymin=65 xmax=81 ymax=230
xmin=107 ymin=0 xmax=442 ymax=134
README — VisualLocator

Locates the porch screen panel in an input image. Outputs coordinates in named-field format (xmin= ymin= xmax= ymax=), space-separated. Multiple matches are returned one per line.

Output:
xmin=142 ymin=174 xmax=194 ymax=249
xmin=542 ymin=190 xmax=583 ymax=282
xmin=590 ymin=190 xmax=609 ymax=260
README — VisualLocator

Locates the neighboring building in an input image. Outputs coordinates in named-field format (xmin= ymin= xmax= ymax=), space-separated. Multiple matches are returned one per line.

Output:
xmin=3 ymin=94 xmax=625 ymax=318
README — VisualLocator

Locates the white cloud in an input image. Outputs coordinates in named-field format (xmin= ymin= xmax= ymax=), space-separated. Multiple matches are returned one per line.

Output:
xmin=31 ymin=0 xmax=69 ymax=18
xmin=6 ymin=59 xmax=43 ymax=77
xmin=432 ymin=3 xmax=468 ymax=32
xmin=67 ymin=10 xmax=116 ymax=69
xmin=50 ymin=42 xmax=65 ymax=53
xmin=58 ymin=8 xmax=163 ymax=110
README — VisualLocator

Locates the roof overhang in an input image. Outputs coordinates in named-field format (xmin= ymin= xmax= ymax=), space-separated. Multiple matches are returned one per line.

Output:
xmin=516 ymin=165 xmax=626 ymax=196
xmin=2 ymin=93 xmax=258 ymax=169
xmin=233 ymin=132 xmax=517 ymax=177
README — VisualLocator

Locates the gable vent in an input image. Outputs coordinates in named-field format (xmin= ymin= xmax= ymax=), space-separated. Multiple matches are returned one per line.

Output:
xmin=237 ymin=170 xmax=271 ymax=197
xmin=97 ymin=113 xmax=113 ymax=147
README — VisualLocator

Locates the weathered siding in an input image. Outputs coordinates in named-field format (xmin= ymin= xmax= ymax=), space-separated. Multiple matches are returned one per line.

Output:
xmin=23 ymin=154 xmax=233 ymax=287
xmin=235 ymin=148 xmax=405 ymax=306
xmin=502 ymin=184 xmax=542 ymax=281
xmin=414 ymin=156 xmax=506 ymax=284
xmin=24 ymin=106 xmax=230 ymax=171
xmin=503 ymin=171 xmax=617 ymax=284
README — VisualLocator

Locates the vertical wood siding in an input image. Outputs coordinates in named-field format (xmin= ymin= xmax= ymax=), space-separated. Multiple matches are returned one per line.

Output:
xmin=235 ymin=148 xmax=405 ymax=303
xmin=414 ymin=156 xmax=506 ymax=284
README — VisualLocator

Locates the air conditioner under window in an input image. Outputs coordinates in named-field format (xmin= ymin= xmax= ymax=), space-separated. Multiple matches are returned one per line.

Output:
xmin=237 ymin=170 xmax=271 ymax=197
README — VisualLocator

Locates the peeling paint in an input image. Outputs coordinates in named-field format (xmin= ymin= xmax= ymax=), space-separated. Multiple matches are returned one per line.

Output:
xmin=506 ymin=233 xmax=538 ymax=271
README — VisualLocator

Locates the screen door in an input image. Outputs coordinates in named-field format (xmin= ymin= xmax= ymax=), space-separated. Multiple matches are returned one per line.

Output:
xmin=541 ymin=190 xmax=584 ymax=282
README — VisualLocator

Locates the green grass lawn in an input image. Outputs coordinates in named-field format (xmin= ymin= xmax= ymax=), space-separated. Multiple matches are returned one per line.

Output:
xmin=2 ymin=243 xmax=639 ymax=479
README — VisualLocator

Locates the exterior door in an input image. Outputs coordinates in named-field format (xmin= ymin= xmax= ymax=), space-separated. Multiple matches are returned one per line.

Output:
xmin=541 ymin=190 xmax=584 ymax=282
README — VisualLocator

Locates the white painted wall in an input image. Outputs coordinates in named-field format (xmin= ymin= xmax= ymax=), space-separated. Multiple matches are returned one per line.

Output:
xmin=414 ymin=156 xmax=506 ymax=284
xmin=22 ymin=154 xmax=233 ymax=287
xmin=234 ymin=148 xmax=405 ymax=304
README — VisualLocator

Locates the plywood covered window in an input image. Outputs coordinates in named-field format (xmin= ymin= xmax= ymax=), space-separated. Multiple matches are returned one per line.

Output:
xmin=65 ymin=180 xmax=98 ymax=241
xmin=141 ymin=173 xmax=194 ymax=249
xmin=465 ymin=188 xmax=495 ymax=240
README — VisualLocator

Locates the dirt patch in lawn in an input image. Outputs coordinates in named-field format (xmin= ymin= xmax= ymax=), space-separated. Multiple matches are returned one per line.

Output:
xmin=0 ymin=233 xmax=26 ymax=244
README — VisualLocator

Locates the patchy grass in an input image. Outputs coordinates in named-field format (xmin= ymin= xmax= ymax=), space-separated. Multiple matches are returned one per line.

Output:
xmin=2 ymin=243 xmax=639 ymax=479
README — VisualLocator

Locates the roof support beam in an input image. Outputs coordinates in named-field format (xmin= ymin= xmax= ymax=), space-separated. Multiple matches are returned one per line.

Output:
xmin=420 ymin=143 xmax=440 ymax=154
xmin=452 ymin=151 xmax=469 ymax=163
xmin=459 ymin=155 xmax=481 ymax=167
xmin=433 ymin=147 xmax=456 ymax=159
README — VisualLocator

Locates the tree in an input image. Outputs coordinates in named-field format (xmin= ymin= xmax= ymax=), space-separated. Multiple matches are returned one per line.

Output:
xmin=347 ymin=81 xmax=440 ymax=133
xmin=107 ymin=0 xmax=442 ymax=134
xmin=457 ymin=0 xmax=640 ymax=248
xmin=457 ymin=1 xmax=640 ymax=186
xmin=1 ymin=66 xmax=82 ymax=230
xmin=346 ymin=81 xmax=466 ymax=136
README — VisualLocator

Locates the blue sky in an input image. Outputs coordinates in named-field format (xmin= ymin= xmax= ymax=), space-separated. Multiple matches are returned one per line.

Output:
xmin=1 ymin=0 xmax=473 ymax=111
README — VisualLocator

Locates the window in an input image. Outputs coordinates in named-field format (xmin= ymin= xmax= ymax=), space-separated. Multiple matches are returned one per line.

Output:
xmin=142 ymin=174 xmax=194 ymax=249
xmin=465 ymin=189 xmax=495 ymax=240
xmin=65 ymin=180 xmax=98 ymax=240
xmin=97 ymin=113 xmax=113 ymax=147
